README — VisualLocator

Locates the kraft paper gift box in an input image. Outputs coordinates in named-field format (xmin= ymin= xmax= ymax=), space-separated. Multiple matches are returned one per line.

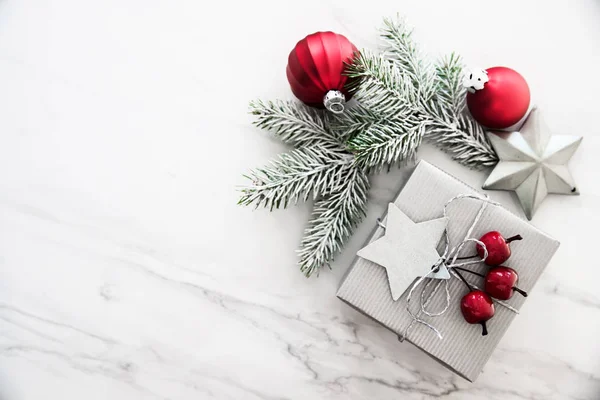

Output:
xmin=337 ymin=161 xmax=560 ymax=382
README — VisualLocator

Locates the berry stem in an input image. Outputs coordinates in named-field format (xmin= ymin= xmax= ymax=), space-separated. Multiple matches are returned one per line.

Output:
xmin=453 ymin=269 xmax=474 ymax=292
xmin=453 ymin=266 xmax=485 ymax=278
xmin=513 ymin=286 xmax=528 ymax=297
xmin=480 ymin=321 xmax=488 ymax=336
xmin=506 ymin=234 xmax=523 ymax=243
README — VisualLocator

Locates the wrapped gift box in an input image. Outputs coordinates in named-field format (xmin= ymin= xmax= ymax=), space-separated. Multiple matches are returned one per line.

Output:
xmin=337 ymin=161 xmax=560 ymax=382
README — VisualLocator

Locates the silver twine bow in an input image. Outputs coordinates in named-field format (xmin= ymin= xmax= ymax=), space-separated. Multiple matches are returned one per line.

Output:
xmin=399 ymin=194 xmax=519 ymax=341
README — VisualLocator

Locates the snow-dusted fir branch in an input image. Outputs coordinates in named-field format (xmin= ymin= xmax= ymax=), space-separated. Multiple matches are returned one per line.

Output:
xmin=432 ymin=52 xmax=465 ymax=119
xmin=425 ymin=114 xmax=498 ymax=167
xmin=380 ymin=16 xmax=436 ymax=103
xmin=346 ymin=52 xmax=419 ymax=117
xmin=339 ymin=18 xmax=498 ymax=169
xmin=249 ymin=100 xmax=340 ymax=147
xmin=340 ymin=51 xmax=426 ymax=169
xmin=333 ymin=51 xmax=424 ymax=169
xmin=238 ymin=144 xmax=354 ymax=210
xmin=240 ymin=100 xmax=370 ymax=276
xmin=298 ymin=167 xmax=369 ymax=277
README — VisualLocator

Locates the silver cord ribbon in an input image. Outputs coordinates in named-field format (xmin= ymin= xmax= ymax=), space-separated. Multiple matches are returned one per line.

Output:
xmin=380 ymin=194 xmax=520 ymax=341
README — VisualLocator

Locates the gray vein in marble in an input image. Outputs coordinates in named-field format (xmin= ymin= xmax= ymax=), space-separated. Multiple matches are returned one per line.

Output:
xmin=3 ymin=200 xmax=218 ymax=290
xmin=0 ymin=199 xmax=64 ymax=225
xmin=90 ymin=252 xmax=600 ymax=399
xmin=0 ymin=317 xmax=62 ymax=344
xmin=199 ymin=374 xmax=292 ymax=400
xmin=1 ymin=224 xmax=598 ymax=400
xmin=286 ymin=343 xmax=319 ymax=380
xmin=329 ymin=374 xmax=461 ymax=398
xmin=1 ymin=182 xmax=596 ymax=400
xmin=1 ymin=345 xmax=167 ymax=400
xmin=505 ymin=347 xmax=600 ymax=384
xmin=545 ymin=284 xmax=600 ymax=310
xmin=0 ymin=304 xmax=115 ymax=344
xmin=2 ymin=254 xmax=598 ymax=400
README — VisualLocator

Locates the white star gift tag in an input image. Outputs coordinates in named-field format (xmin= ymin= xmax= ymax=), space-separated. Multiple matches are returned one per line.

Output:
xmin=357 ymin=203 xmax=448 ymax=301
xmin=483 ymin=107 xmax=582 ymax=219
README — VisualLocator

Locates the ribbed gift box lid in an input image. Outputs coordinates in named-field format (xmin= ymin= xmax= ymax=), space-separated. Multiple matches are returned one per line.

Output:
xmin=337 ymin=161 xmax=560 ymax=382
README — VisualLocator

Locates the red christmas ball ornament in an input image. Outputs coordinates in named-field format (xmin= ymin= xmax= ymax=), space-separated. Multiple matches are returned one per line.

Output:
xmin=286 ymin=32 xmax=358 ymax=114
xmin=465 ymin=67 xmax=530 ymax=130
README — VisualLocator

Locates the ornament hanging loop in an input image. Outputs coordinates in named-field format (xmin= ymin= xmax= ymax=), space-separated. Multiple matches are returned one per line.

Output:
xmin=323 ymin=90 xmax=346 ymax=114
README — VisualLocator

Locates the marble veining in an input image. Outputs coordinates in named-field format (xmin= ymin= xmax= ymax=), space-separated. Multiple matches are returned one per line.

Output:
xmin=1 ymin=0 xmax=600 ymax=399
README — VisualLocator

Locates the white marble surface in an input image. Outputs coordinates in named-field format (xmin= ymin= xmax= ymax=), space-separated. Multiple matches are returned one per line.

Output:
xmin=0 ymin=1 xmax=599 ymax=399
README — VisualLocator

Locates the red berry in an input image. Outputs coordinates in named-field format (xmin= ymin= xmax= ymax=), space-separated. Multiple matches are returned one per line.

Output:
xmin=476 ymin=231 xmax=522 ymax=266
xmin=485 ymin=267 xmax=528 ymax=300
xmin=460 ymin=290 xmax=495 ymax=335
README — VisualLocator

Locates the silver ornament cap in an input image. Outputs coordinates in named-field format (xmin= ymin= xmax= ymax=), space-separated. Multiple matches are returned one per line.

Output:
xmin=323 ymin=90 xmax=346 ymax=114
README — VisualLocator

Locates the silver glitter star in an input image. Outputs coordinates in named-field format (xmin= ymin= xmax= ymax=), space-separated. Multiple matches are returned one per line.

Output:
xmin=483 ymin=108 xmax=582 ymax=220
xmin=357 ymin=203 xmax=448 ymax=301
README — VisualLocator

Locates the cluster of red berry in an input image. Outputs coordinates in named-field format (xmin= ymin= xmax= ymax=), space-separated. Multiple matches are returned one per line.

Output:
xmin=456 ymin=231 xmax=527 ymax=336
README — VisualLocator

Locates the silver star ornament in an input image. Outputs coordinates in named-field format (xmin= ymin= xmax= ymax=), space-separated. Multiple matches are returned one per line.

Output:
xmin=357 ymin=204 xmax=448 ymax=301
xmin=483 ymin=108 xmax=582 ymax=220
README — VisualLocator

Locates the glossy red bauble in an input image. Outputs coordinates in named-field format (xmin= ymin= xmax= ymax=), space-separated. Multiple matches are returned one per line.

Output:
xmin=476 ymin=231 xmax=522 ymax=266
xmin=466 ymin=67 xmax=530 ymax=129
xmin=461 ymin=290 xmax=495 ymax=335
xmin=286 ymin=32 xmax=358 ymax=112
xmin=485 ymin=266 xmax=528 ymax=300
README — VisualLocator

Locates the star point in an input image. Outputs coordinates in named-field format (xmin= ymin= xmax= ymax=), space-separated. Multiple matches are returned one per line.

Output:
xmin=483 ymin=108 xmax=581 ymax=220
xmin=357 ymin=203 xmax=448 ymax=301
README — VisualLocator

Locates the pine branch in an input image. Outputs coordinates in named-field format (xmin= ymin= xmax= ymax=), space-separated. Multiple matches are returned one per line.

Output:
xmin=343 ymin=52 xmax=425 ymax=169
xmin=380 ymin=16 xmax=436 ymax=103
xmin=433 ymin=52 xmax=465 ymax=118
xmin=425 ymin=114 xmax=498 ymax=168
xmin=329 ymin=104 xmax=381 ymax=143
xmin=298 ymin=167 xmax=370 ymax=277
xmin=249 ymin=99 xmax=340 ymax=147
xmin=239 ymin=144 xmax=354 ymax=210
xmin=346 ymin=52 xmax=418 ymax=116
xmin=347 ymin=118 xmax=424 ymax=169
xmin=338 ymin=20 xmax=498 ymax=170
xmin=243 ymin=98 xmax=370 ymax=276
